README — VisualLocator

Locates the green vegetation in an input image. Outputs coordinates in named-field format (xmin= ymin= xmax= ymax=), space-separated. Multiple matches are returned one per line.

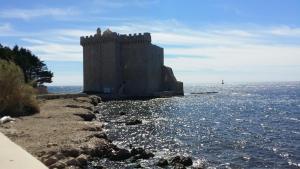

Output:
xmin=0 ymin=44 xmax=53 ymax=116
xmin=0 ymin=60 xmax=39 ymax=117
xmin=0 ymin=44 xmax=53 ymax=86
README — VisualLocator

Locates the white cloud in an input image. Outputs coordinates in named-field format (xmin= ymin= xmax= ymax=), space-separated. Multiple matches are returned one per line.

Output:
xmin=0 ymin=23 xmax=14 ymax=36
xmin=56 ymin=29 xmax=95 ymax=38
xmin=211 ymin=29 xmax=257 ymax=37
xmin=0 ymin=23 xmax=11 ymax=32
xmin=0 ymin=8 xmax=77 ymax=20
xmin=269 ymin=26 xmax=300 ymax=37
xmin=25 ymin=43 xmax=82 ymax=61
xmin=21 ymin=38 xmax=46 ymax=45
xmin=92 ymin=0 xmax=160 ymax=8
xmin=3 ymin=20 xmax=300 ymax=84
xmin=12 ymin=22 xmax=300 ymax=65
xmin=164 ymin=45 xmax=300 ymax=70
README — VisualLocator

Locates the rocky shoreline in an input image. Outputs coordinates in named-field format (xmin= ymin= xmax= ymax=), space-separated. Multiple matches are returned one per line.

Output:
xmin=0 ymin=95 xmax=199 ymax=169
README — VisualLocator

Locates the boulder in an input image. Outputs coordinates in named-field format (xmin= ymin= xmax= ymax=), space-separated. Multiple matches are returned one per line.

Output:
xmin=66 ymin=104 xmax=93 ymax=111
xmin=137 ymin=152 xmax=154 ymax=159
xmin=47 ymin=142 xmax=58 ymax=148
xmin=49 ymin=161 xmax=66 ymax=169
xmin=87 ymin=132 xmax=108 ymax=140
xmin=131 ymin=147 xmax=145 ymax=156
xmin=74 ymin=97 xmax=90 ymax=103
xmin=62 ymin=157 xmax=79 ymax=166
xmin=125 ymin=119 xmax=142 ymax=125
xmin=65 ymin=165 xmax=81 ymax=169
xmin=109 ymin=148 xmax=132 ymax=161
xmin=42 ymin=156 xmax=58 ymax=166
xmin=119 ymin=112 xmax=126 ymax=115
xmin=170 ymin=155 xmax=193 ymax=166
xmin=133 ymin=163 xmax=142 ymax=168
xmin=53 ymin=152 xmax=65 ymax=159
xmin=173 ymin=163 xmax=186 ymax=169
xmin=66 ymin=104 xmax=78 ymax=108
xmin=93 ymin=165 xmax=106 ymax=169
xmin=131 ymin=147 xmax=154 ymax=160
xmin=180 ymin=156 xmax=193 ymax=166
xmin=76 ymin=154 xmax=90 ymax=166
xmin=60 ymin=147 xmax=81 ymax=158
xmin=80 ymin=137 xmax=113 ymax=157
xmin=37 ymin=151 xmax=46 ymax=157
xmin=157 ymin=158 xmax=168 ymax=167
xmin=89 ymin=95 xmax=102 ymax=106
xmin=94 ymin=110 xmax=100 ymax=114
xmin=74 ymin=113 xmax=96 ymax=121
xmin=82 ymin=126 xmax=102 ymax=131
xmin=40 ymin=150 xmax=57 ymax=159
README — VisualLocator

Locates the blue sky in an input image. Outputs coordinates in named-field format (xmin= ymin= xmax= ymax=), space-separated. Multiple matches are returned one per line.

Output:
xmin=0 ymin=0 xmax=300 ymax=85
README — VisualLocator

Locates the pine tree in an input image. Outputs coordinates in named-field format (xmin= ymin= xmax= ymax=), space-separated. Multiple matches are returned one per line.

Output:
xmin=0 ymin=44 xmax=53 ymax=86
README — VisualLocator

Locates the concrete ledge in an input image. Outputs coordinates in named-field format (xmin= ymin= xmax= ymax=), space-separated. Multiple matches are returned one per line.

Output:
xmin=0 ymin=132 xmax=47 ymax=169
xmin=37 ymin=93 xmax=88 ymax=100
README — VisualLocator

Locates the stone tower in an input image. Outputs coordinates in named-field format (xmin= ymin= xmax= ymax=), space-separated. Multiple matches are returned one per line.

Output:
xmin=80 ymin=28 xmax=183 ymax=98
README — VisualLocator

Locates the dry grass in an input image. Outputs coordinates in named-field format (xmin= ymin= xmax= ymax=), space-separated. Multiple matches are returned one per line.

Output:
xmin=0 ymin=60 xmax=39 ymax=117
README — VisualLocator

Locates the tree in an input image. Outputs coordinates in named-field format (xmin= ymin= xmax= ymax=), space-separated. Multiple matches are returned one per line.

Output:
xmin=0 ymin=44 xmax=53 ymax=86
xmin=0 ymin=44 xmax=14 ymax=61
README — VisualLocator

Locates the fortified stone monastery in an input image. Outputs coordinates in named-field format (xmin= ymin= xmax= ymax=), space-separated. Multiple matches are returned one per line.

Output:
xmin=80 ymin=28 xmax=183 ymax=98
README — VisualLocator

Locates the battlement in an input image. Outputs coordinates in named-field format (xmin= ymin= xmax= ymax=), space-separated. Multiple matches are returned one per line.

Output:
xmin=80 ymin=28 xmax=151 ymax=46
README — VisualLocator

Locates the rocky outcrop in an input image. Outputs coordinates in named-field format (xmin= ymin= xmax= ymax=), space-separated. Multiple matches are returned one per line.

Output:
xmin=170 ymin=155 xmax=193 ymax=167
xmin=87 ymin=132 xmax=108 ymax=140
xmin=37 ymin=95 xmax=106 ymax=168
xmin=80 ymin=137 xmax=114 ymax=157
xmin=161 ymin=65 xmax=184 ymax=95
xmin=74 ymin=113 xmax=96 ymax=121
xmin=89 ymin=95 xmax=102 ymax=106
xmin=131 ymin=147 xmax=154 ymax=160
xmin=157 ymin=158 xmax=169 ymax=167
xmin=65 ymin=104 xmax=93 ymax=111
xmin=109 ymin=148 xmax=132 ymax=161
xmin=125 ymin=119 xmax=142 ymax=125
xmin=41 ymin=136 xmax=110 ymax=168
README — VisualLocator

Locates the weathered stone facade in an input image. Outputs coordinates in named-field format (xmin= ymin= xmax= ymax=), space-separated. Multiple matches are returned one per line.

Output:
xmin=80 ymin=28 xmax=183 ymax=98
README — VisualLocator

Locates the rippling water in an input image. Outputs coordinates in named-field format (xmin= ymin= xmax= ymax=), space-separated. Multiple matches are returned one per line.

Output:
xmin=50 ymin=82 xmax=300 ymax=168
xmin=48 ymin=86 xmax=82 ymax=94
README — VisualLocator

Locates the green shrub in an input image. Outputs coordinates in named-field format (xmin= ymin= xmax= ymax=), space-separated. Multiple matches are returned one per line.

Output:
xmin=0 ymin=60 xmax=39 ymax=117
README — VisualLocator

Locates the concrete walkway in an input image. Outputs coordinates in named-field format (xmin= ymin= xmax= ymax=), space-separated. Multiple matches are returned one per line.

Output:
xmin=0 ymin=132 xmax=48 ymax=169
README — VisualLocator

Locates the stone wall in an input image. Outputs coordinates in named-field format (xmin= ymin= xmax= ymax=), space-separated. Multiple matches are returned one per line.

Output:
xmin=146 ymin=45 xmax=163 ymax=94
xmin=121 ymin=43 xmax=148 ymax=96
xmin=83 ymin=43 xmax=102 ymax=92
xmin=120 ymin=43 xmax=163 ymax=96
xmin=100 ymin=41 xmax=121 ymax=95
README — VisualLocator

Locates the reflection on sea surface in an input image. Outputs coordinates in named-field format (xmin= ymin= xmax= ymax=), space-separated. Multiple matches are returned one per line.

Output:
xmin=56 ymin=82 xmax=300 ymax=168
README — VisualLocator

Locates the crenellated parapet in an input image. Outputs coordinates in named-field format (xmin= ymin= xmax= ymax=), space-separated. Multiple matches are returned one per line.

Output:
xmin=118 ymin=32 xmax=151 ymax=44
xmin=80 ymin=28 xmax=151 ymax=46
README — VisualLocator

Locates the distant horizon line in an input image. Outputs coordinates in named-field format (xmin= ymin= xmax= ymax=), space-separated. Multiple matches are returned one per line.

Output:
xmin=46 ymin=80 xmax=300 ymax=87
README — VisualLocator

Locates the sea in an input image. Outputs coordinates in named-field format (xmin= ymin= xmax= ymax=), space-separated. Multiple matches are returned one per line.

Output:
xmin=48 ymin=82 xmax=300 ymax=169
